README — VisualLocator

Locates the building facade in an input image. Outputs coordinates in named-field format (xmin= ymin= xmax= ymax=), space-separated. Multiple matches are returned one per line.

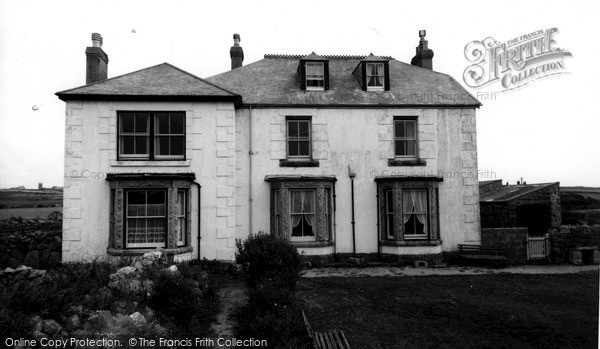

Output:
xmin=57 ymin=32 xmax=481 ymax=263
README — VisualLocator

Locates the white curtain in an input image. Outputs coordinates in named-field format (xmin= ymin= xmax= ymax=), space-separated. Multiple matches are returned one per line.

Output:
xmin=290 ymin=191 xmax=315 ymax=227
xmin=403 ymin=190 xmax=427 ymax=224
xmin=369 ymin=64 xmax=382 ymax=85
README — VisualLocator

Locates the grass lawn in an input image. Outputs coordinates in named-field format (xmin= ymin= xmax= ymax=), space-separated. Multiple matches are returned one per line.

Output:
xmin=298 ymin=272 xmax=598 ymax=349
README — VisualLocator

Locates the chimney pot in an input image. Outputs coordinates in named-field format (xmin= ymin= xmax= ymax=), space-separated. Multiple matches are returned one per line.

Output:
xmin=91 ymin=32 xmax=103 ymax=47
xmin=230 ymin=33 xmax=244 ymax=70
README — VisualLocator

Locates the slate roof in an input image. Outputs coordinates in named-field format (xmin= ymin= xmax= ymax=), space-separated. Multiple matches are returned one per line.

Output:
xmin=56 ymin=63 xmax=240 ymax=104
xmin=479 ymin=182 xmax=559 ymax=202
xmin=205 ymin=55 xmax=481 ymax=107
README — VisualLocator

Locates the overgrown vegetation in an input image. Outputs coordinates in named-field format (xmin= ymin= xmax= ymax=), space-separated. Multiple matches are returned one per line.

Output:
xmin=0 ymin=258 xmax=222 ymax=345
xmin=234 ymin=233 xmax=311 ymax=349
xmin=561 ymin=192 xmax=600 ymax=225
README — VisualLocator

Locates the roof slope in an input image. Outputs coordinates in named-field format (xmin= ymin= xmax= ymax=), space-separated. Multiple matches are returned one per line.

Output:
xmin=479 ymin=182 xmax=559 ymax=202
xmin=56 ymin=63 xmax=238 ymax=101
xmin=206 ymin=55 xmax=480 ymax=107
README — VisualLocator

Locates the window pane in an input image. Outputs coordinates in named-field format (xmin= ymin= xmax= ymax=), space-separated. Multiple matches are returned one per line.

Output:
xmin=307 ymin=79 xmax=324 ymax=87
xmin=170 ymin=114 xmax=184 ymax=134
xmin=156 ymin=113 xmax=170 ymax=134
xmin=146 ymin=218 xmax=166 ymax=242
xmin=176 ymin=191 xmax=185 ymax=215
xmin=170 ymin=136 xmax=185 ymax=156
xmin=156 ymin=136 xmax=170 ymax=155
xmin=298 ymin=141 xmax=310 ymax=156
xmin=135 ymin=136 xmax=148 ymax=155
xmin=121 ymin=114 xmax=134 ymax=133
xmin=386 ymin=190 xmax=393 ymax=212
xmin=147 ymin=190 xmax=165 ymax=205
xmin=288 ymin=141 xmax=299 ymax=156
xmin=406 ymin=140 xmax=416 ymax=156
xmin=395 ymin=140 xmax=406 ymax=156
xmin=128 ymin=191 xmax=146 ymax=205
xmin=121 ymin=136 xmax=135 ymax=154
xmin=298 ymin=121 xmax=309 ymax=138
xmin=135 ymin=114 xmax=149 ymax=133
xmin=288 ymin=121 xmax=299 ymax=138
xmin=406 ymin=121 xmax=416 ymax=138
xmin=395 ymin=121 xmax=405 ymax=138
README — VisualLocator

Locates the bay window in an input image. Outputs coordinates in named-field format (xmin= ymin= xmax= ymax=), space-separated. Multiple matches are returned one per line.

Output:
xmin=267 ymin=176 xmax=335 ymax=246
xmin=377 ymin=177 xmax=441 ymax=244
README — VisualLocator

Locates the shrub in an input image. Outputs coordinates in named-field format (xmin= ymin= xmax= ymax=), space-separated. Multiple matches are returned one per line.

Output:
xmin=148 ymin=267 xmax=218 ymax=337
xmin=235 ymin=233 xmax=302 ymax=290
xmin=234 ymin=234 xmax=310 ymax=348
xmin=235 ymin=286 xmax=311 ymax=349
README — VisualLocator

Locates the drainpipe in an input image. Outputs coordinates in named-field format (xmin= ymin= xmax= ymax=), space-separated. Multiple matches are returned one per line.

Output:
xmin=376 ymin=182 xmax=381 ymax=258
xmin=333 ymin=181 xmax=337 ymax=255
xmin=248 ymin=107 xmax=253 ymax=235
xmin=193 ymin=181 xmax=202 ymax=261
xmin=348 ymin=166 xmax=356 ymax=257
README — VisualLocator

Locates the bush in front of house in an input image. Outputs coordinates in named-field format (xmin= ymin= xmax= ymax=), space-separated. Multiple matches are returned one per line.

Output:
xmin=148 ymin=265 xmax=219 ymax=338
xmin=234 ymin=233 xmax=311 ymax=349
xmin=235 ymin=232 xmax=303 ymax=289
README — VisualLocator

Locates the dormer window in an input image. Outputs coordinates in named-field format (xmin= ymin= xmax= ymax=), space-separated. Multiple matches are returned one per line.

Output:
xmin=298 ymin=53 xmax=329 ymax=91
xmin=306 ymin=62 xmax=325 ymax=90
xmin=353 ymin=54 xmax=390 ymax=91
xmin=366 ymin=63 xmax=384 ymax=91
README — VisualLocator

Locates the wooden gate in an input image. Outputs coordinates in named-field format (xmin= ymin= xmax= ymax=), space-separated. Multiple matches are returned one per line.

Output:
xmin=527 ymin=233 xmax=551 ymax=260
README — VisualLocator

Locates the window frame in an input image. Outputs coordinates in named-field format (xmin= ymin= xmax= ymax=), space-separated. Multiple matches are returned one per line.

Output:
xmin=117 ymin=111 xmax=186 ymax=161
xmin=394 ymin=116 xmax=419 ymax=159
xmin=289 ymin=189 xmax=317 ymax=242
xmin=401 ymin=189 xmax=429 ymax=240
xmin=176 ymin=189 xmax=187 ymax=247
xmin=267 ymin=177 xmax=336 ymax=246
xmin=305 ymin=62 xmax=325 ymax=91
xmin=107 ymin=174 xmax=193 ymax=253
xmin=286 ymin=116 xmax=312 ymax=160
xmin=376 ymin=178 xmax=441 ymax=244
xmin=366 ymin=62 xmax=385 ymax=91
xmin=125 ymin=189 xmax=167 ymax=248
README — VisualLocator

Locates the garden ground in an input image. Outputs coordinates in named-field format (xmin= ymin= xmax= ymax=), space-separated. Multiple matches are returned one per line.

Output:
xmin=297 ymin=270 xmax=599 ymax=349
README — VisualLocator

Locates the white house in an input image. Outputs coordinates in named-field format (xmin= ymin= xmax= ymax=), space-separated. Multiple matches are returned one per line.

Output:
xmin=56 ymin=31 xmax=481 ymax=263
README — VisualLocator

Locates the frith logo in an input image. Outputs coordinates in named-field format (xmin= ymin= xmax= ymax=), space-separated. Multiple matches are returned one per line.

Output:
xmin=463 ymin=28 xmax=572 ymax=92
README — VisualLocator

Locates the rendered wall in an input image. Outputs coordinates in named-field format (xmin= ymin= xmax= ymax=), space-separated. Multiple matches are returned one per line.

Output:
xmin=62 ymin=101 xmax=237 ymax=262
xmin=234 ymin=107 xmax=480 ymax=254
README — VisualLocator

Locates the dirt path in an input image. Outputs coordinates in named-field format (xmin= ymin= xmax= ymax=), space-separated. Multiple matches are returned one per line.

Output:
xmin=209 ymin=281 xmax=246 ymax=348
xmin=302 ymin=264 xmax=599 ymax=278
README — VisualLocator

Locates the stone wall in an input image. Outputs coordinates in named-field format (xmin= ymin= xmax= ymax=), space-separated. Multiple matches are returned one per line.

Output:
xmin=480 ymin=183 xmax=561 ymax=235
xmin=549 ymin=225 xmax=600 ymax=263
xmin=0 ymin=220 xmax=62 ymax=269
xmin=481 ymin=227 xmax=529 ymax=264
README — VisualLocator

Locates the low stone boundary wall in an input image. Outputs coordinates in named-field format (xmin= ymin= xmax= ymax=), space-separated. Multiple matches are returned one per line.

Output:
xmin=0 ymin=220 xmax=62 ymax=269
xmin=481 ymin=227 xmax=529 ymax=264
xmin=550 ymin=225 xmax=600 ymax=263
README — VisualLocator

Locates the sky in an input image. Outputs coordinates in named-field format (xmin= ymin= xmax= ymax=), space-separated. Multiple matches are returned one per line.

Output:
xmin=0 ymin=0 xmax=599 ymax=188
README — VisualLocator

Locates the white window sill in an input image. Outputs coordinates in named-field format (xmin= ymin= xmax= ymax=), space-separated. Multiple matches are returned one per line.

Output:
xmin=110 ymin=160 xmax=191 ymax=167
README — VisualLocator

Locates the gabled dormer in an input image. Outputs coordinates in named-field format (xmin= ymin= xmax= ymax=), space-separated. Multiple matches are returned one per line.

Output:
xmin=352 ymin=54 xmax=390 ymax=91
xmin=297 ymin=52 xmax=329 ymax=91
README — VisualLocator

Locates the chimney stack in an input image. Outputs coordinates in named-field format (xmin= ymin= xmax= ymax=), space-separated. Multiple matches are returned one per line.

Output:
xmin=230 ymin=33 xmax=244 ymax=70
xmin=410 ymin=30 xmax=434 ymax=70
xmin=85 ymin=33 xmax=109 ymax=84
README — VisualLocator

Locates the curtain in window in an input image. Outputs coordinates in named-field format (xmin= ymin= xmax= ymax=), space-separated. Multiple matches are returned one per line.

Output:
xmin=369 ymin=64 xmax=382 ymax=86
xmin=403 ymin=190 xmax=427 ymax=224
xmin=290 ymin=191 xmax=315 ymax=227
